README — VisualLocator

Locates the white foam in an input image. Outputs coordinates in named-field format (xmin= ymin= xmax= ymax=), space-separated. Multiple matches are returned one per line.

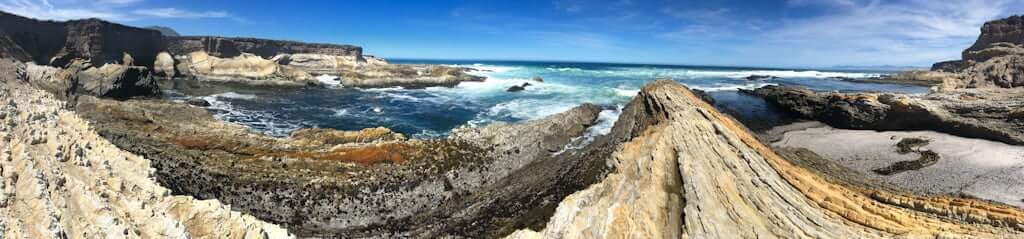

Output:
xmin=613 ymin=88 xmax=640 ymax=97
xmin=209 ymin=90 xmax=258 ymax=99
xmin=691 ymin=82 xmax=777 ymax=92
xmin=683 ymin=69 xmax=880 ymax=79
xmin=553 ymin=105 xmax=623 ymax=155
xmin=316 ymin=74 xmax=343 ymax=88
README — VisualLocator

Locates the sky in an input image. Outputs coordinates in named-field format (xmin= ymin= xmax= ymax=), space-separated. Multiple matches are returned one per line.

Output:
xmin=2 ymin=0 xmax=1022 ymax=68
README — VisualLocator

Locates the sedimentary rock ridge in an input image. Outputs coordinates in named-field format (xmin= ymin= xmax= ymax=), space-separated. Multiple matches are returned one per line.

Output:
xmin=0 ymin=60 xmax=290 ymax=238
xmin=507 ymin=80 xmax=1024 ymax=238
xmin=965 ymin=15 xmax=1024 ymax=63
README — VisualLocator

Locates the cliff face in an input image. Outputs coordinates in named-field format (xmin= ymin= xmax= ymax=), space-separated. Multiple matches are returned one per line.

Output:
xmin=166 ymin=36 xmax=362 ymax=59
xmin=965 ymin=15 xmax=1024 ymax=63
xmin=0 ymin=12 xmax=165 ymax=67
xmin=508 ymin=80 xmax=1024 ymax=238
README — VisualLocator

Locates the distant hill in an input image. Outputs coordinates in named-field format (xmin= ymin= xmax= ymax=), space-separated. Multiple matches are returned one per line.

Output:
xmin=145 ymin=26 xmax=180 ymax=37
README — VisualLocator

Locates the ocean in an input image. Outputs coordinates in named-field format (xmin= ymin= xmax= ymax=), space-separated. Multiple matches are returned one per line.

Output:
xmin=173 ymin=60 xmax=929 ymax=138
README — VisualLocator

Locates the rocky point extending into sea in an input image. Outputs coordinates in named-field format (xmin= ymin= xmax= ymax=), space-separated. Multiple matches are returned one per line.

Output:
xmin=3 ymin=10 xmax=1024 ymax=239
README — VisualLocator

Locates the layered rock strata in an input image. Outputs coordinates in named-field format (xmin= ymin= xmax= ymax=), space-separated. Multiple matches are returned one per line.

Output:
xmin=744 ymin=85 xmax=1024 ymax=145
xmin=507 ymin=80 xmax=1024 ymax=238
xmin=0 ymin=60 xmax=290 ymax=238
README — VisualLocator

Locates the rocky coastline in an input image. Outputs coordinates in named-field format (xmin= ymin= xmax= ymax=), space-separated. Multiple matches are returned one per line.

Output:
xmin=3 ymin=9 xmax=1024 ymax=239
xmin=0 ymin=11 xmax=485 ymax=92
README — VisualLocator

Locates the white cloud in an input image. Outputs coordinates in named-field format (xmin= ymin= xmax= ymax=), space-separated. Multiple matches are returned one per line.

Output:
xmin=0 ymin=0 xmax=232 ymax=22
xmin=0 ymin=0 xmax=129 ymax=20
xmin=133 ymin=8 xmax=229 ymax=19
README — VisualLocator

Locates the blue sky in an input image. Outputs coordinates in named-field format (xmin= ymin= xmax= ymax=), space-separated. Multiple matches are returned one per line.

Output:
xmin=3 ymin=0 xmax=1022 ymax=68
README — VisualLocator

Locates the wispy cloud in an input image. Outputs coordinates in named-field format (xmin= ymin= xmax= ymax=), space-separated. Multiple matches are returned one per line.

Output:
xmin=133 ymin=8 xmax=229 ymax=19
xmin=0 ymin=0 xmax=233 ymax=22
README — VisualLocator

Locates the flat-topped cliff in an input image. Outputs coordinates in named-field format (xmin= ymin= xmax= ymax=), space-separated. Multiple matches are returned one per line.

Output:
xmin=0 ymin=12 xmax=165 ymax=67
xmin=166 ymin=36 xmax=362 ymax=59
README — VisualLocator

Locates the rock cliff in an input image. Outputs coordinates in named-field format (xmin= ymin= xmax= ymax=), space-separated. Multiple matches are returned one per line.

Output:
xmin=0 ymin=60 xmax=290 ymax=238
xmin=927 ymin=15 xmax=1024 ymax=89
xmin=0 ymin=12 xmax=165 ymax=67
xmin=964 ymin=15 xmax=1024 ymax=64
xmin=507 ymin=80 xmax=1024 ymax=238
xmin=166 ymin=36 xmax=362 ymax=59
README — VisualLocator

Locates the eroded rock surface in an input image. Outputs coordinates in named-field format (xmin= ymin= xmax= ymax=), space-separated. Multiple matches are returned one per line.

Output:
xmin=0 ymin=60 xmax=290 ymax=239
xmin=507 ymin=80 xmax=1024 ymax=238
xmin=745 ymin=85 xmax=1024 ymax=145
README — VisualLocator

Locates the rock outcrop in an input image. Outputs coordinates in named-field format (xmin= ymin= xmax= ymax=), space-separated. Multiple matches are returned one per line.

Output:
xmin=745 ymin=85 xmax=1024 ymax=145
xmin=175 ymin=51 xmax=313 ymax=85
xmin=0 ymin=60 xmax=290 ymax=238
xmin=924 ymin=15 xmax=1024 ymax=89
xmin=507 ymin=80 xmax=1024 ymax=238
xmin=24 ymin=60 xmax=159 ymax=100
xmin=964 ymin=15 xmax=1024 ymax=64
xmin=931 ymin=59 xmax=964 ymax=72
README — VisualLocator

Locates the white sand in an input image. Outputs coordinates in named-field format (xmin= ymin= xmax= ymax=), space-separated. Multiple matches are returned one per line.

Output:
xmin=774 ymin=126 xmax=1024 ymax=208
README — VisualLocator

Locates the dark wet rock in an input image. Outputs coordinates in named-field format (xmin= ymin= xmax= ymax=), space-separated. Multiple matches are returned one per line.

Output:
xmin=506 ymin=82 xmax=532 ymax=92
xmin=745 ymin=75 xmax=779 ymax=81
xmin=532 ymin=76 xmax=544 ymax=82
xmin=186 ymin=98 xmax=211 ymax=107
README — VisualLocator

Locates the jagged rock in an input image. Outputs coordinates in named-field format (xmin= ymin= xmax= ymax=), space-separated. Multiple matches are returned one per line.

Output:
xmin=747 ymin=85 xmax=1024 ymax=145
xmin=506 ymin=80 xmax=1024 ymax=238
xmin=959 ymin=53 xmax=1024 ymax=88
xmin=0 ymin=62 xmax=291 ymax=238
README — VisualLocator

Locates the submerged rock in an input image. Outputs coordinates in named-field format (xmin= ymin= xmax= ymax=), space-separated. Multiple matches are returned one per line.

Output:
xmin=186 ymin=98 xmax=211 ymax=107
xmin=745 ymin=74 xmax=779 ymax=81
xmin=506 ymin=82 xmax=532 ymax=92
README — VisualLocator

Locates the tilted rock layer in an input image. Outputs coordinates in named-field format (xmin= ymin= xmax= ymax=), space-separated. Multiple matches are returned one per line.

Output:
xmin=0 ymin=60 xmax=290 ymax=238
xmin=508 ymin=80 xmax=1024 ymax=238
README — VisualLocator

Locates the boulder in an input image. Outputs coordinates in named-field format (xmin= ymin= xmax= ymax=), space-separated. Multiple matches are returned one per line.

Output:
xmin=186 ymin=98 xmax=211 ymax=107
xmin=74 ymin=63 xmax=160 ymax=99
xmin=153 ymin=51 xmax=176 ymax=77
xmin=532 ymin=76 xmax=544 ymax=82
